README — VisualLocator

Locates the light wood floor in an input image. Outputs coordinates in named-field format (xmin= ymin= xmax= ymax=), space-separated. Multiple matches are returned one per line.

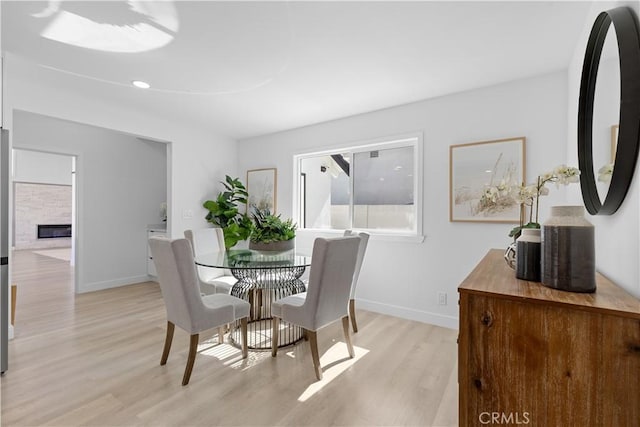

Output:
xmin=2 ymin=250 xmax=458 ymax=426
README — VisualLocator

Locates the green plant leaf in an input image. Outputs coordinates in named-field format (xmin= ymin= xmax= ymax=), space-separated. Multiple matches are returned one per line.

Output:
xmin=203 ymin=176 xmax=251 ymax=243
xmin=508 ymin=226 xmax=522 ymax=238
xmin=523 ymin=222 xmax=541 ymax=229
xmin=508 ymin=222 xmax=540 ymax=238
xmin=249 ymin=207 xmax=297 ymax=243
xmin=203 ymin=200 xmax=217 ymax=210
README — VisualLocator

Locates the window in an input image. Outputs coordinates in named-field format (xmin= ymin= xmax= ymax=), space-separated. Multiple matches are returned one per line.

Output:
xmin=294 ymin=135 xmax=422 ymax=238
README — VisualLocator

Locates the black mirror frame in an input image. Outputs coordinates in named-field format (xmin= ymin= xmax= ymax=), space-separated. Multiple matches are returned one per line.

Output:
xmin=578 ymin=6 xmax=640 ymax=215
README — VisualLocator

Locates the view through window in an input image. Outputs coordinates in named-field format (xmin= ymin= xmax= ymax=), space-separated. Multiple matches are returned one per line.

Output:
xmin=296 ymin=136 xmax=421 ymax=235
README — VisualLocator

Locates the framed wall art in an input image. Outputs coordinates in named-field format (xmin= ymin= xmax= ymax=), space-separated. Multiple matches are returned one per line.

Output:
xmin=611 ymin=124 xmax=619 ymax=161
xmin=247 ymin=168 xmax=277 ymax=213
xmin=450 ymin=137 xmax=526 ymax=223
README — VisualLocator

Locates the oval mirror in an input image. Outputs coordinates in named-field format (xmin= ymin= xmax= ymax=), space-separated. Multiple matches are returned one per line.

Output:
xmin=578 ymin=6 xmax=640 ymax=215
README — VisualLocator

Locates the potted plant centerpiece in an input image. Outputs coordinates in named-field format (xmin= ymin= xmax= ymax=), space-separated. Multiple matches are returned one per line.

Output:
xmin=203 ymin=175 xmax=253 ymax=249
xmin=248 ymin=208 xmax=297 ymax=252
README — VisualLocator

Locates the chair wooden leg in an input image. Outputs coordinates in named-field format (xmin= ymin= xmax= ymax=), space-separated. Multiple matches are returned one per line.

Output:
xmin=241 ymin=317 xmax=248 ymax=359
xmin=182 ymin=334 xmax=199 ymax=386
xmin=342 ymin=316 xmax=355 ymax=358
xmin=160 ymin=321 xmax=175 ymax=365
xmin=218 ymin=326 xmax=225 ymax=344
xmin=308 ymin=330 xmax=322 ymax=381
xmin=349 ymin=299 xmax=358 ymax=333
xmin=271 ymin=317 xmax=280 ymax=357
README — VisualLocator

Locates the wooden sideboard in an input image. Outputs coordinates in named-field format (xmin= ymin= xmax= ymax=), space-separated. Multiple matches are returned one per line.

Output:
xmin=458 ymin=249 xmax=640 ymax=426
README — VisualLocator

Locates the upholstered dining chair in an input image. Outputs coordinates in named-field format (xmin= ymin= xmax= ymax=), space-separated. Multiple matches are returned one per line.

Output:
xmin=343 ymin=230 xmax=370 ymax=333
xmin=184 ymin=228 xmax=237 ymax=295
xmin=149 ymin=237 xmax=250 ymax=386
xmin=271 ymin=236 xmax=361 ymax=380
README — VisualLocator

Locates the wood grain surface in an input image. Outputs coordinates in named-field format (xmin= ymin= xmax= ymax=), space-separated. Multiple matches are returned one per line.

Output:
xmin=459 ymin=249 xmax=640 ymax=426
xmin=459 ymin=249 xmax=640 ymax=318
xmin=3 ymin=249 xmax=459 ymax=426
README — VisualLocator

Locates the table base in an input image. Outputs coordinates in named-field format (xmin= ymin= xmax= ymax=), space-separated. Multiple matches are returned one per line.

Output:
xmin=230 ymin=275 xmax=306 ymax=350
xmin=229 ymin=318 xmax=304 ymax=350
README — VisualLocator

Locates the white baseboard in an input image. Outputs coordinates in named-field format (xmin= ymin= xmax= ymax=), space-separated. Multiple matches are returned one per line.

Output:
xmin=78 ymin=275 xmax=152 ymax=293
xmin=357 ymin=298 xmax=459 ymax=330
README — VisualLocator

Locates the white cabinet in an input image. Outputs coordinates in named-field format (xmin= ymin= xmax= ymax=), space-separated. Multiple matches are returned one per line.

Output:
xmin=147 ymin=227 xmax=166 ymax=279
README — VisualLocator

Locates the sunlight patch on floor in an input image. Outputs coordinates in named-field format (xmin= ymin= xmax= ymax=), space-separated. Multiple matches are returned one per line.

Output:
xmin=198 ymin=341 xmax=240 ymax=362
xmin=198 ymin=337 xmax=272 ymax=370
xmin=297 ymin=343 xmax=369 ymax=402
xmin=227 ymin=349 xmax=272 ymax=370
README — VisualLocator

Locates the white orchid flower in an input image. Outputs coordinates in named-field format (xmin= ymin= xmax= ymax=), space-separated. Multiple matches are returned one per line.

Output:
xmin=598 ymin=163 xmax=613 ymax=183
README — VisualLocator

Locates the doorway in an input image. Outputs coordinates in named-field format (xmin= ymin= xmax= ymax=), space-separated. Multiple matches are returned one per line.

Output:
xmin=10 ymin=149 xmax=77 ymax=337
xmin=12 ymin=111 xmax=169 ymax=293
xmin=12 ymin=149 xmax=76 ymax=265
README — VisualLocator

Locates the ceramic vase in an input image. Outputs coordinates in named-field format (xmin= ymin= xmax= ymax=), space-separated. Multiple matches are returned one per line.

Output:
xmin=504 ymin=240 xmax=517 ymax=270
xmin=516 ymin=228 xmax=541 ymax=282
xmin=542 ymin=206 xmax=596 ymax=293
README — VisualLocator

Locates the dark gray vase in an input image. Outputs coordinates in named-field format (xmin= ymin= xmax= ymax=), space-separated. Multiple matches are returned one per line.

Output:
xmin=516 ymin=228 xmax=541 ymax=282
xmin=542 ymin=206 xmax=596 ymax=293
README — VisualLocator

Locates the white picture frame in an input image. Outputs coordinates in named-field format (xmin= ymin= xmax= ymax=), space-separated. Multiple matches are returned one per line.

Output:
xmin=247 ymin=168 xmax=277 ymax=213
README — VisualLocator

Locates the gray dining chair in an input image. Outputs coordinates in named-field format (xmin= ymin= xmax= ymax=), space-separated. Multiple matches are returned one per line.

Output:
xmin=184 ymin=228 xmax=237 ymax=295
xmin=271 ymin=236 xmax=361 ymax=380
xmin=344 ymin=230 xmax=370 ymax=333
xmin=149 ymin=236 xmax=250 ymax=386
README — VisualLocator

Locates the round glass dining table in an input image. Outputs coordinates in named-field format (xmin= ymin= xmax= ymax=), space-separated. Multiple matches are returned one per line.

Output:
xmin=195 ymin=249 xmax=312 ymax=350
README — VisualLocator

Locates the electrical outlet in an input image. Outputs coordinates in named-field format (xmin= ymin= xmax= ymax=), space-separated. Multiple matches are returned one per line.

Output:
xmin=182 ymin=209 xmax=193 ymax=219
xmin=438 ymin=292 xmax=447 ymax=306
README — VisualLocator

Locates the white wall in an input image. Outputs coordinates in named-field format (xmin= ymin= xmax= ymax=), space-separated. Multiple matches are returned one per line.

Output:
xmin=13 ymin=111 xmax=166 ymax=291
xmin=1 ymin=1 xmax=3 ymax=128
xmin=301 ymin=155 xmax=333 ymax=228
xmin=3 ymin=54 xmax=238 ymax=241
xmin=13 ymin=149 xmax=72 ymax=185
xmin=3 ymin=54 xmax=238 ymax=292
xmin=14 ymin=183 xmax=72 ymax=249
xmin=3 ymin=55 xmax=236 ymax=291
xmin=566 ymin=1 xmax=640 ymax=298
xmin=12 ymin=150 xmax=73 ymax=250
xmin=239 ymin=71 xmax=569 ymax=329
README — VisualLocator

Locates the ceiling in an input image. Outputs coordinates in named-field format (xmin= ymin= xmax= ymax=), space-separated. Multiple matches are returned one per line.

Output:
xmin=2 ymin=1 xmax=593 ymax=140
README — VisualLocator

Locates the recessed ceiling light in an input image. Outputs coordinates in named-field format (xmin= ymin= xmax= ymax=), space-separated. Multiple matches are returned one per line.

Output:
xmin=132 ymin=80 xmax=151 ymax=89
